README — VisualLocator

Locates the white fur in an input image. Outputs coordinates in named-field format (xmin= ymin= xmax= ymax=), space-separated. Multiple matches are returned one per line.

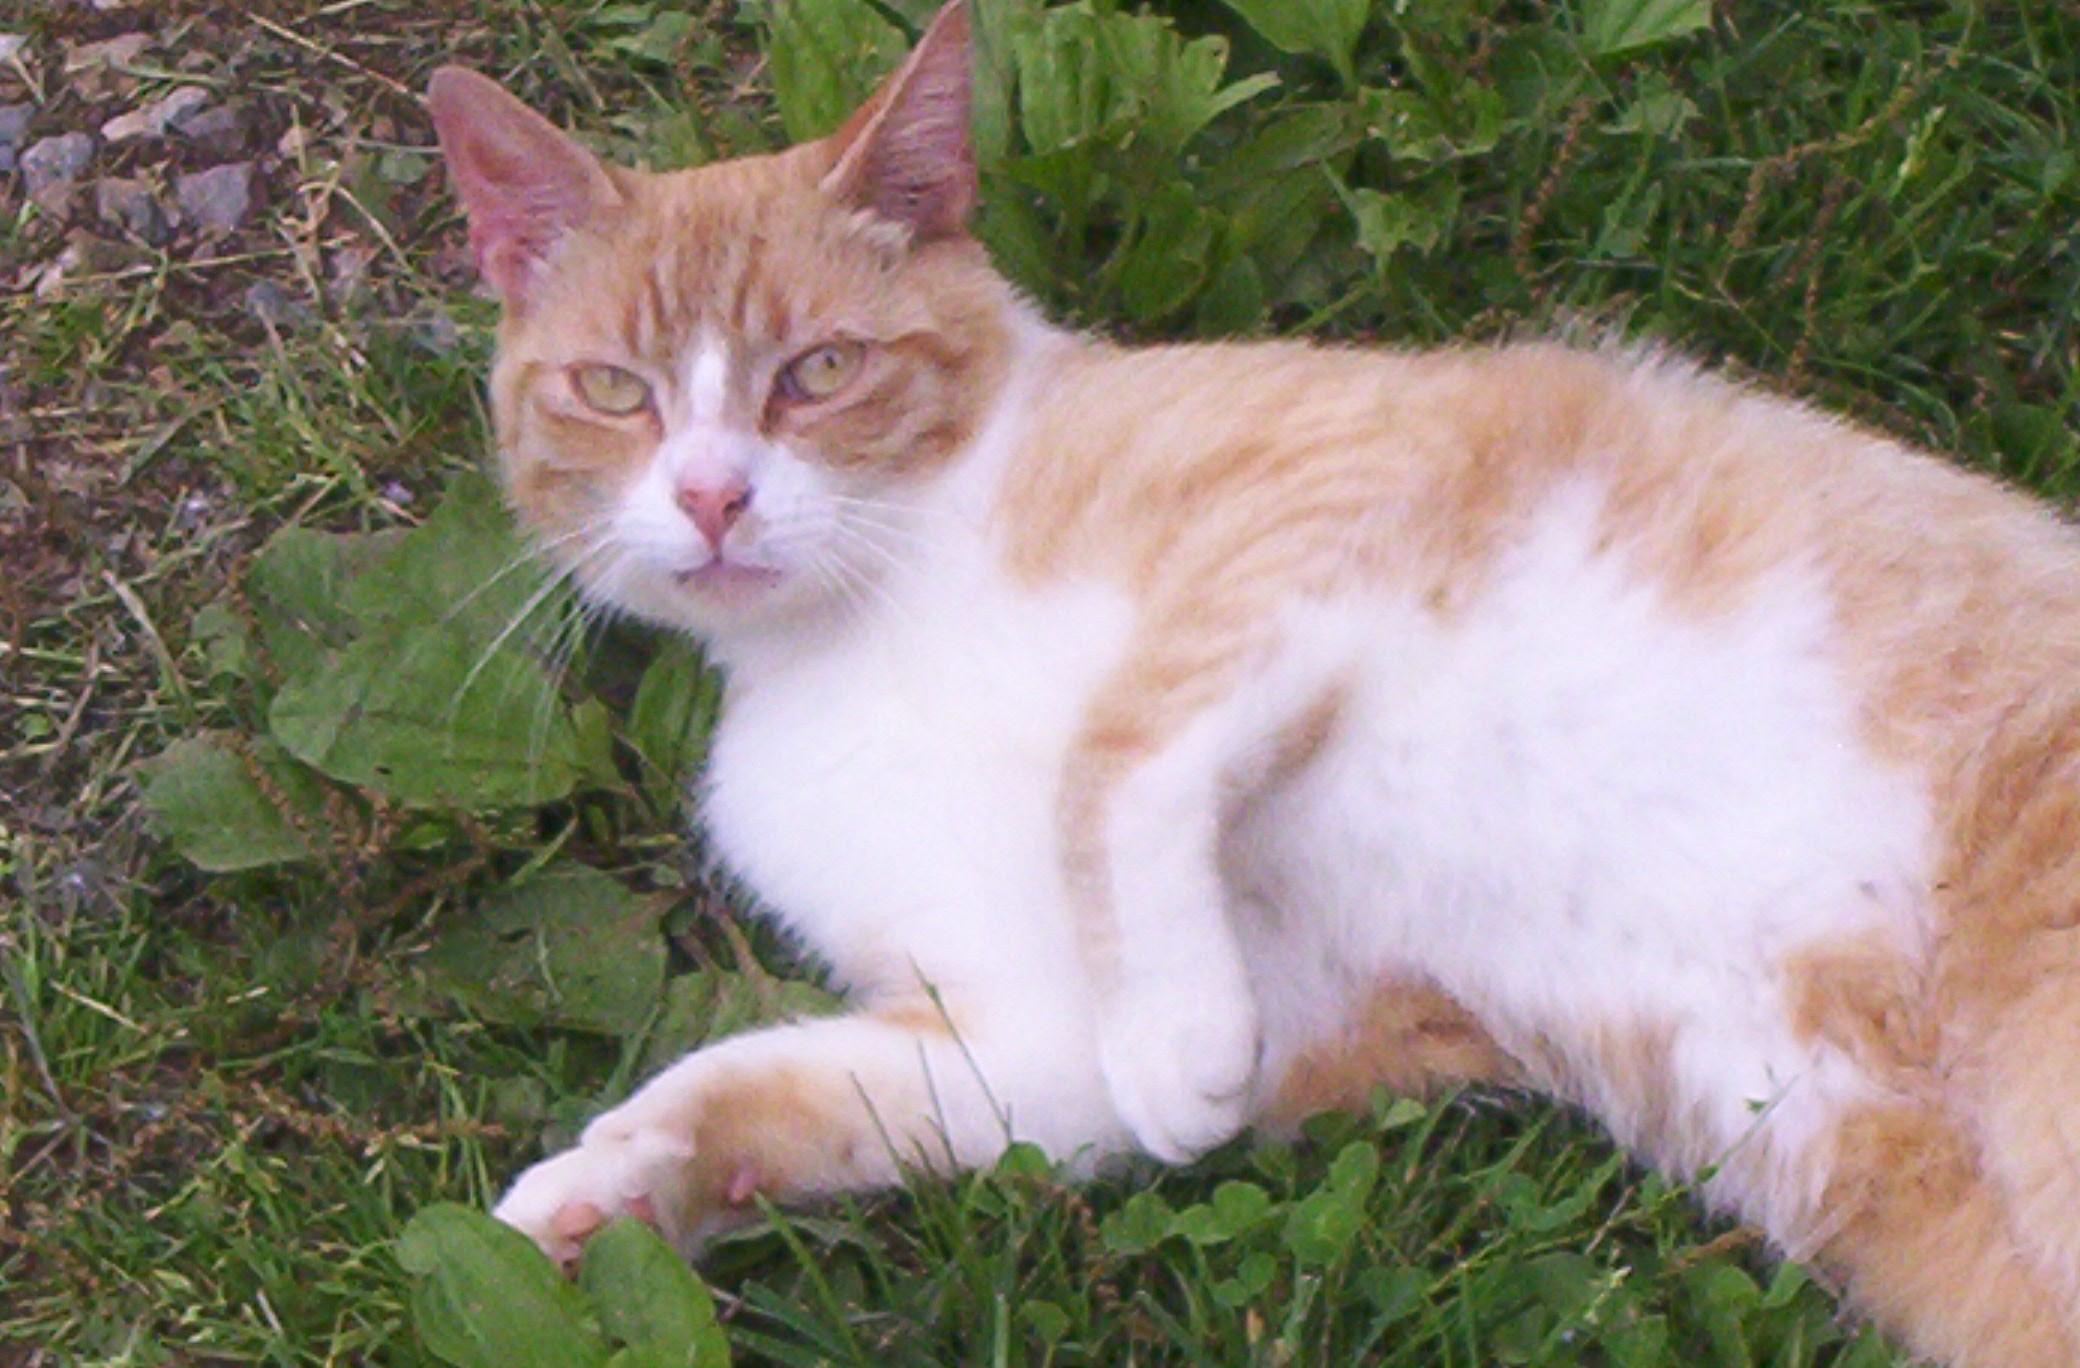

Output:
xmin=684 ymin=336 xmax=728 ymax=426
xmin=502 ymin=331 xmax=1933 ymax=1263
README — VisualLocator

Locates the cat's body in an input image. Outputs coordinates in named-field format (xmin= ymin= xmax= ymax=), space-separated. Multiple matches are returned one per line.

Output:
xmin=430 ymin=7 xmax=2080 ymax=1364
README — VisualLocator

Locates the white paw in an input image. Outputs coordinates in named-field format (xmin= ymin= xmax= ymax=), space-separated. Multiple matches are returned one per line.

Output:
xmin=1099 ymin=981 xmax=1260 ymax=1163
xmin=493 ymin=1125 xmax=694 ymax=1268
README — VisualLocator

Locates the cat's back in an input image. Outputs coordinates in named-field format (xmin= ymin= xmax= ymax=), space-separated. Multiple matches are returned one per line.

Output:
xmin=997 ymin=334 xmax=2080 ymax=773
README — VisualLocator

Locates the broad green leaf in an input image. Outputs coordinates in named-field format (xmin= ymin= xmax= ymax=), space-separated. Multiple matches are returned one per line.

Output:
xmin=267 ymin=623 xmax=588 ymax=808
xmin=1098 ymin=1191 xmax=1174 ymax=1255
xmin=1194 ymin=253 xmax=1265 ymax=335
xmin=1201 ymin=105 xmax=1361 ymax=198
xmin=396 ymin=1203 xmax=610 ymax=1368
xmin=1014 ymin=6 xmax=1271 ymax=160
xmin=420 ymin=864 xmax=666 ymax=1036
xmin=1118 ymin=189 xmax=1217 ymax=323
xmin=1685 ymin=1261 xmax=1761 ymax=1366
xmin=627 ymin=638 xmax=722 ymax=815
xmin=1608 ymin=1312 xmax=1673 ymax=1368
xmin=764 ymin=0 xmax=905 ymax=143
xmin=1375 ymin=1095 xmax=1429 ymax=1130
xmin=341 ymin=472 xmax=550 ymax=646
xmin=190 ymin=602 xmax=254 ymax=683
xmin=1580 ymin=0 xmax=1710 ymax=59
xmin=1593 ymin=180 xmax=1664 ymax=259
xmin=1356 ymin=1265 xmax=1427 ymax=1322
xmin=1283 ymin=1139 xmax=1378 ymax=1265
xmin=639 ymin=966 xmax=842 ymax=1076
xmin=1212 ymin=0 xmax=1367 ymax=87
xmin=139 ymin=733 xmax=324 ymax=871
xmin=581 ymin=1218 xmax=730 ymax=1366
xmin=1170 ymin=1180 xmax=1272 ymax=1246
xmin=1020 ymin=1300 xmax=1070 ymax=1344
xmin=248 ymin=525 xmax=399 ymax=682
xmin=1211 ymin=1249 xmax=1279 ymax=1307
xmin=1361 ymin=84 xmax=1507 ymax=163
xmin=1334 ymin=175 xmax=1462 ymax=265
xmin=1609 ymin=72 xmax=1699 ymax=136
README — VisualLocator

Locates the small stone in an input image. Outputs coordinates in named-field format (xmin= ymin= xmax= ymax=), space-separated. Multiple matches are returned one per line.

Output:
xmin=0 ymin=103 xmax=30 ymax=175
xmin=21 ymin=131 xmax=94 ymax=199
xmin=95 ymin=175 xmax=169 ymax=245
xmin=243 ymin=278 xmax=314 ymax=330
xmin=100 ymin=85 xmax=210 ymax=143
xmin=174 ymin=161 xmax=255 ymax=235
xmin=64 ymin=33 xmax=150 ymax=74
xmin=172 ymin=100 xmax=250 ymax=156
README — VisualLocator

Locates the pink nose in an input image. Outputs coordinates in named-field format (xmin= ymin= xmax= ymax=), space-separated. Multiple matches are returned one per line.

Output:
xmin=676 ymin=479 xmax=751 ymax=550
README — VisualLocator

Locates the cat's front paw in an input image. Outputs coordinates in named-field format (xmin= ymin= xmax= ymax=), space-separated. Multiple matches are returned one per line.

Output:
xmin=1099 ymin=985 xmax=1261 ymax=1163
xmin=493 ymin=1126 xmax=695 ymax=1269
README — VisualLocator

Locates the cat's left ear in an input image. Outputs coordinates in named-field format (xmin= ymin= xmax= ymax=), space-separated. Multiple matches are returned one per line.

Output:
xmin=820 ymin=0 xmax=975 ymax=240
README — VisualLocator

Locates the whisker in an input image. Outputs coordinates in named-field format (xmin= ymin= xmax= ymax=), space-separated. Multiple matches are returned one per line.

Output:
xmin=445 ymin=536 xmax=612 ymax=737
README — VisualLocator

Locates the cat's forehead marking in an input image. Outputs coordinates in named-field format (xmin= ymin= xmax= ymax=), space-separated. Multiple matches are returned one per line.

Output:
xmin=685 ymin=335 xmax=730 ymax=425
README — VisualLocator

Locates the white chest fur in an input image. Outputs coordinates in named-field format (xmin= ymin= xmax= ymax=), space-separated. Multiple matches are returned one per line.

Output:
xmin=700 ymin=530 xmax=1133 ymax=1007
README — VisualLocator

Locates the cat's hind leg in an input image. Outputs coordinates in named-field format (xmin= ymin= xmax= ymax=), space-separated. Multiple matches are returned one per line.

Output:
xmin=1972 ymin=968 xmax=2080 ymax=1340
xmin=494 ymin=994 xmax=1124 ymax=1265
xmin=1811 ymin=1098 xmax=2080 ymax=1368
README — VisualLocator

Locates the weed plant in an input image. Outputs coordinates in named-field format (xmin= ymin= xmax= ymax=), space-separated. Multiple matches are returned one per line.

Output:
xmin=5 ymin=1 xmax=2075 ymax=1364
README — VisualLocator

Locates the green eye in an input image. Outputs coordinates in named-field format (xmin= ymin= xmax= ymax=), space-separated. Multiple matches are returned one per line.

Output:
xmin=570 ymin=363 xmax=651 ymax=416
xmin=779 ymin=341 xmax=865 ymax=403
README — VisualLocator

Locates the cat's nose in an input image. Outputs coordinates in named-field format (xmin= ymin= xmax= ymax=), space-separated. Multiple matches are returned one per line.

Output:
xmin=676 ymin=479 xmax=752 ymax=550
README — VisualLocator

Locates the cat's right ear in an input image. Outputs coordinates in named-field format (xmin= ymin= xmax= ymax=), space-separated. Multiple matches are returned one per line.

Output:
xmin=426 ymin=67 xmax=620 ymax=310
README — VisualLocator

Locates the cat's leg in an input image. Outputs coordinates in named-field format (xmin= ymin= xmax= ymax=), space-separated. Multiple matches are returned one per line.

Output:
xmin=1809 ymin=1099 xmax=2080 ymax=1368
xmin=1972 ymin=973 xmax=2080 ymax=1336
xmin=1073 ymin=714 xmax=1263 ymax=1161
xmin=494 ymin=993 xmax=1122 ymax=1266
xmin=1060 ymin=622 xmax=1339 ymax=1162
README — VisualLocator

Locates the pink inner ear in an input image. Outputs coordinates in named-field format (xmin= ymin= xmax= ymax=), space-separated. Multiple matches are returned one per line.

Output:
xmin=824 ymin=0 xmax=976 ymax=239
xmin=428 ymin=66 xmax=616 ymax=307
xmin=465 ymin=193 xmax=569 ymax=302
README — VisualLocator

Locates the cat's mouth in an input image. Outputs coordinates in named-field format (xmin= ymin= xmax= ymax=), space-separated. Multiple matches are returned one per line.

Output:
xmin=674 ymin=559 xmax=784 ymax=594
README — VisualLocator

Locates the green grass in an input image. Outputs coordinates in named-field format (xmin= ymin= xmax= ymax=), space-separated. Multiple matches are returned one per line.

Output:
xmin=4 ymin=1 xmax=2077 ymax=1365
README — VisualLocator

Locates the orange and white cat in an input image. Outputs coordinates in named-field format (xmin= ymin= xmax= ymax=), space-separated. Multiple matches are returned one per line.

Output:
xmin=428 ymin=6 xmax=2080 ymax=1363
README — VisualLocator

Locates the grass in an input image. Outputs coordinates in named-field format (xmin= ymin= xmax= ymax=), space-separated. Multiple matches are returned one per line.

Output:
xmin=3 ymin=1 xmax=2077 ymax=1365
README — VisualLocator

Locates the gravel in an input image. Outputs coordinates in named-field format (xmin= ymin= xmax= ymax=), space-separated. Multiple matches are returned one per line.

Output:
xmin=21 ymin=131 xmax=95 ymax=200
xmin=173 ymin=160 xmax=256 ymax=234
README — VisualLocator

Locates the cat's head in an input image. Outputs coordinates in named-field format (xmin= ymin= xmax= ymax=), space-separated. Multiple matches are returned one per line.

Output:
xmin=428 ymin=1 xmax=1012 ymax=637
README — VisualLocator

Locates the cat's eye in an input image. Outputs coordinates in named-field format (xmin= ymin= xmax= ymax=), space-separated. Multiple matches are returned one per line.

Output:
xmin=570 ymin=363 xmax=652 ymax=416
xmin=778 ymin=341 xmax=866 ymax=403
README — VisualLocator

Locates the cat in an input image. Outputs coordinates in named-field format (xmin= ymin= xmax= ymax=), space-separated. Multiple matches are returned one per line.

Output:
xmin=426 ymin=5 xmax=2080 ymax=1364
